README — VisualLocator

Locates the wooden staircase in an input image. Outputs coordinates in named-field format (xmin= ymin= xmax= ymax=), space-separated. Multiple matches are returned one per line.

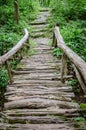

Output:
xmin=0 ymin=8 xmax=86 ymax=130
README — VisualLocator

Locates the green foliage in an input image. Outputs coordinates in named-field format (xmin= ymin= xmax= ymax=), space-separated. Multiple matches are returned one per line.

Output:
xmin=73 ymin=117 xmax=85 ymax=122
xmin=68 ymin=79 xmax=80 ymax=93
xmin=39 ymin=0 xmax=50 ymax=7
xmin=0 ymin=68 xmax=8 ymax=87
xmin=68 ymin=79 xmax=78 ymax=86
xmin=19 ymin=0 xmax=40 ymax=21
xmin=50 ymin=0 xmax=86 ymax=21
xmin=80 ymin=103 xmax=86 ymax=109
xmin=0 ymin=5 xmax=13 ymax=25
xmin=61 ymin=21 xmax=86 ymax=61
xmin=53 ymin=48 xmax=62 ymax=58
xmin=0 ymin=0 xmax=40 ymax=88
xmin=0 ymin=30 xmax=22 ymax=55
xmin=50 ymin=0 xmax=86 ymax=61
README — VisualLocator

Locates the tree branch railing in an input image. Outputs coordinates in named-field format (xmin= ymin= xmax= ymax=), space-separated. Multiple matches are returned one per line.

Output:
xmin=0 ymin=28 xmax=29 ymax=84
xmin=52 ymin=26 xmax=86 ymax=93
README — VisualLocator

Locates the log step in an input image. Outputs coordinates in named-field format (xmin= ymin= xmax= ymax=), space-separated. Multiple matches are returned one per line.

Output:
xmin=0 ymin=124 xmax=75 ymax=130
xmin=3 ymin=115 xmax=74 ymax=124
xmin=4 ymin=108 xmax=79 ymax=117
xmin=4 ymin=98 xmax=79 ymax=110
xmin=31 ymin=32 xmax=46 ymax=38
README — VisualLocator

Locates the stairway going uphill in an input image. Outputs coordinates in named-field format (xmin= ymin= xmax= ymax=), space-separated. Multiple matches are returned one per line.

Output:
xmin=0 ymin=8 xmax=83 ymax=130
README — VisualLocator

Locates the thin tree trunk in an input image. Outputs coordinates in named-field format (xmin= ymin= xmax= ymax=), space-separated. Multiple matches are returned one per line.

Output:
xmin=14 ymin=0 xmax=19 ymax=24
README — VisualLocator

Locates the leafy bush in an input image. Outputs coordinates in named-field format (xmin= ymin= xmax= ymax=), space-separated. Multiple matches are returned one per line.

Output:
xmin=80 ymin=103 xmax=86 ymax=109
xmin=0 ymin=68 xmax=8 ymax=87
xmin=39 ymin=0 xmax=50 ymax=7
xmin=19 ymin=0 xmax=40 ymax=20
xmin=50 ymin=0 xmax=86 ymax=61
xmin=0 ymin=5 xmax=13 ymax=25
xmin=73 ymin=117 xmax=85 ymax=122
xmin=50 ymin=0 xmax=86 ymax=21
xmin=61 ymin=21 xmax=86 ymax=61
xmin=68 ymin=79 xmax=78 ymax=87
xmin=53 ymin=48 xmax=62 ymax=58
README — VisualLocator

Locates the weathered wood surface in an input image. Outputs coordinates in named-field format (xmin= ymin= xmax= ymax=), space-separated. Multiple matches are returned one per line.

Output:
xmin=0 ymin=124 xmax=75 ymax=130
xmin=61 ymin=53 xmax=67 ymax=83
xmin=1 ymin=9 xmax=84 ymax=130
xmin=5 ymin=60 xmax=13 ymax=84
xmin=73 ymin=64 xmax=86 ymax=93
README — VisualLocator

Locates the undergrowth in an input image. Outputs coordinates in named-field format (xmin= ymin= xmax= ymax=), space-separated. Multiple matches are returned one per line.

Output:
xmin=49 ymin=0 xmax=86 ymax=61
xmin=0 ymin=0 xmax=40 ymax=88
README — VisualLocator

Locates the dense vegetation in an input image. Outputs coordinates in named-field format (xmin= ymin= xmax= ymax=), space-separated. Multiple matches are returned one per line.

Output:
xmin=0 ymin=0 xmax=40 ymax=88
xmin=49 ymin=0 xmax=86 ymax=61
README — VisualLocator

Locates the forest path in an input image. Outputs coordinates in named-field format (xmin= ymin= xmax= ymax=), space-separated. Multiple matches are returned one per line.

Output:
xmin=0 ymin=8 xmax=83 ymax=130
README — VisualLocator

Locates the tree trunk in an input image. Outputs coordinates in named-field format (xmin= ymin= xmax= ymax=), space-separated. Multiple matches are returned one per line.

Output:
xmin=14 ymin=0 xmax=19 ymax=24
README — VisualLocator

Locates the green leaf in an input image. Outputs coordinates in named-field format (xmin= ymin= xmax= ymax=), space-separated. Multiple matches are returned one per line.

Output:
xmin=80 ymin=103 xmax=86 ymax=109
xmin=74 ymin=117 xmax=85 ymax=122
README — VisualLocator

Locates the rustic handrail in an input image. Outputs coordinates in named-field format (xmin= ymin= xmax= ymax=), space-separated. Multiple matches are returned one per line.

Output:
xmin=53 ymin=26 xmax=86 ymax=93
xmin=0 ymin=29 xmax=29 ymax=65
xmin=0 ymin=28 xmax=29 ymax=84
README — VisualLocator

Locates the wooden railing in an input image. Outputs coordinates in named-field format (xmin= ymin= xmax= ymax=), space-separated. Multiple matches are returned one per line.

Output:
xmin=0 ymin=29 xmax=29 ymax=84
xmin=52 ymin=26 xmax=86 ymax=93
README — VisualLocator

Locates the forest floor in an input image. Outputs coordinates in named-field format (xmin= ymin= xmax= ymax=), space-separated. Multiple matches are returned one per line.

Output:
xmin=0 ymin=8 xmax=86 ymax=130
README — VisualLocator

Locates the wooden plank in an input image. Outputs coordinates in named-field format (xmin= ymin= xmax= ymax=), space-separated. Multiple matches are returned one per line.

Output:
xmin=0 ymin=123 xmax=75 ymax=130
xmin=61 ymin=53 xmax=67 ymax=83
xmin=73 ymin=64 xmax=86 ymax=93
xmin=1 ymin=115 xmax=72 ymax=124
xmin=4 ymin=108 xmax=78 ymax=117
xmin=4 ymin=98 xmax=79 ymax=110
xmin=5 ymin=61 xmax=13 ymax=84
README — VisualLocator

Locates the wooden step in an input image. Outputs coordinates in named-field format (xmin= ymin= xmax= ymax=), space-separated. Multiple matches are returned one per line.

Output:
xmin=31 ymin=32 xmax=46 ymax=38
xmin=4 ymin=98 xmax=79 ymax=110
xmin=31 ymin=24 xmax=49 ymax=30
xmin=30 ymin=21 xmax=47 ymax=25
xmin=3 ymin=115 xmax=73 ymax=124
xmin=4 ymin=108 xmax=79 ymax=117
xmin=0 ymin=123 xmax=75 ymax=130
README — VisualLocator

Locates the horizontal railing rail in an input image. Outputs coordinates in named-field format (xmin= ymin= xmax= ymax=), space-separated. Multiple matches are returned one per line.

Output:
xmin=52 ymin=26 xmax=86 ymax=93
xmin=0 ymin=28 xmax=29 ymax=84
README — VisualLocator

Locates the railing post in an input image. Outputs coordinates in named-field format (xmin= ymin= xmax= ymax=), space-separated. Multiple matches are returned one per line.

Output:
xmin=73 ymin=64 xmax=86 ymax=93
xmin=26 ymin=38 xmax=30 ymax=52
xmin=5 ymin=61 xmax=13 ymax=84
xmin=52 ymin=32 xmax=57 ymax=48
xmin=20 ymin=48 xmax=23 ymax=59
xmin=61 ymin=53 xmax=67 ymax=83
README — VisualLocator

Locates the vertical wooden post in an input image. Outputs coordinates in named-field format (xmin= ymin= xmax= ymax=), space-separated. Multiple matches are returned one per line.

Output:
xmin=52 ymin=33 xmax=57 ymax=48
xmin=26 ymin=38 xmax=30 ymax=49
xmin=2 ymin=43 xmax=4 ymax=55
xmin=20 ymin=48 xmax=23 ymax=59
xmin=61 ymin=53 xmax=67 ymax=83
xmin=52 ymin=32 xmax=55 ymax=47
xmin=14 ymin=0 xmax=19 ymax=24
xmin=5 ymin=61 xmax=13 ymax=84
xmin=73 ymin=64 xmax=86 ymax=93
